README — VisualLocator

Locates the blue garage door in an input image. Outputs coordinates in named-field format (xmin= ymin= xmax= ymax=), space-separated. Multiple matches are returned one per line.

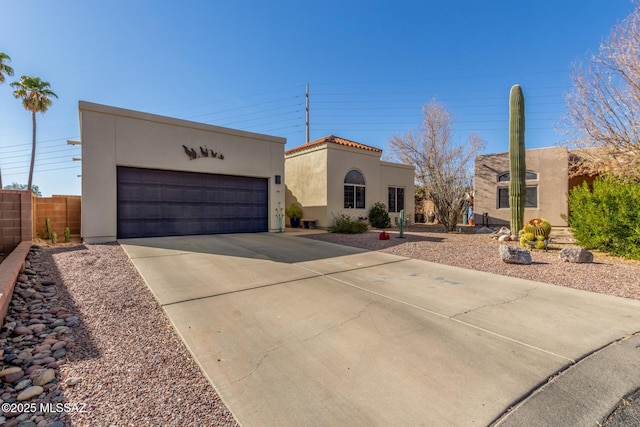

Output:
xmin=117 ymin=167 xmax=268 ymax=238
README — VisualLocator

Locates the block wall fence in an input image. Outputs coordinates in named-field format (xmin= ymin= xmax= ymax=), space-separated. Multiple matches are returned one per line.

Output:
xmin=0 ymin=190 xmax=35 ymax=257
xmin=33 ymin=195 xmax=81 ymax=239
xmin=0 ymin=191 xmax=80 ymax=257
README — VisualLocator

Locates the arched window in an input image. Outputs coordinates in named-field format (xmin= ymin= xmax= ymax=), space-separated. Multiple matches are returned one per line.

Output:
xmin=497 ymin=171 xmax=538 ymax=182
xmin=344 ymin=170 xmax=366 ymax=209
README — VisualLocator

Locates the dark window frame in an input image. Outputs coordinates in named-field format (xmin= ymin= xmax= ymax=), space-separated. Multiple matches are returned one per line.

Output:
xmin=497 ymin=186 xmax=538 ymax=209
xmin=388 ymin=186 xmax=405 ymax=213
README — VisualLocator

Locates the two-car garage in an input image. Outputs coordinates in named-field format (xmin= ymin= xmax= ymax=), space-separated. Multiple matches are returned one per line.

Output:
xmin=80 ymin=101 xmax=285 ymax=243
xmin=116 ymin=167 xmax=268 ymax=239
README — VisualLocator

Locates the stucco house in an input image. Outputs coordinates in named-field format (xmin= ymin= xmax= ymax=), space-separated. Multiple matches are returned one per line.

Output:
xmin=80 ymin=101 xmax=286 ymax=243
xmin=284 ymin=135 xmax=415 ymax=228
xmin=474 ymin=145 xmax=594 ymax=227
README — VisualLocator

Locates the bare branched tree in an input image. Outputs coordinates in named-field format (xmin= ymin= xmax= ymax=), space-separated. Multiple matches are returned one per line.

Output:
xmin=388 ymin=100 xmax=484 ymax=231
xmin=565 ymin=1 xmax=640 ymax=177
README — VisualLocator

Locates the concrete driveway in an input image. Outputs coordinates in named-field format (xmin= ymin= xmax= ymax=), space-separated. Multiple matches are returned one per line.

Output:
xmin=119 ymin=233 xmax=640 ymax=426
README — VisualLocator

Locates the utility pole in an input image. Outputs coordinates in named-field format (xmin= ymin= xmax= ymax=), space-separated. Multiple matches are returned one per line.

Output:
xmin=305 ymin=83 xmax=310 ymax=143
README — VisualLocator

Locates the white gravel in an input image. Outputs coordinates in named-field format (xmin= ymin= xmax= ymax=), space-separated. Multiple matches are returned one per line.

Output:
xmin=24 ymin=227 xmax=639 ymax=425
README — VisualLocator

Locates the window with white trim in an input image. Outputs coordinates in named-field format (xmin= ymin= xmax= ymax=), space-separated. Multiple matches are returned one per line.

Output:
xmin=344 ymin=170 xmax=366 ymax=209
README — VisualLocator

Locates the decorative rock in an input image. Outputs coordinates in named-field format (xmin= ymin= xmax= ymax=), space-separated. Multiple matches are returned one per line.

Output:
xmin=491 ymin=226 xmax=511 ymax=239
xmin=53 ymin=326 xmax=72 ymax=336
xmin=65 ymin=377 xmax=82 ymax=386
xmin=25 ymin=365 xmax=43 ymax=375
xmin=49 ymin=320 xmax=65 ymax=328
xmin=475 ymin=226 xmax=494 ymax=234
xmin=13 ymin=326 xmax=31 ymax=336
xmin=498 ymin=234 xmax=511 ymax=242
xmin=52 ymin=349 xmax=66 ymax=359
xmin=559 ymin=247 xmax=594 ymax=263
xmin=0 ymin=367 xmax=24 ymax=383
xmin=0 ymin=367 xmax=24 ymax=382
xmin=29 ymin=324 xmax=47 ymax=334
xmin=499 ymin=244 xmax=532 ymax=265
xmin=33 ymin=369 xmax=55 ymax=386
xmin=39 ymin=280 xmax=56 ymax=286
xmin=16 ymin=385 xmax=43 ymax=401
xmin=50 ymin=341 xmax=66 ymax=351
xmin=14 ymin=378 xmax=32 ymax=391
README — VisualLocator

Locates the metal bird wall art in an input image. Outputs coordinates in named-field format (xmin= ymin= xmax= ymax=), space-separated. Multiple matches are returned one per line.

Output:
xmin=182 ymin=144 xmax=224 ymax=160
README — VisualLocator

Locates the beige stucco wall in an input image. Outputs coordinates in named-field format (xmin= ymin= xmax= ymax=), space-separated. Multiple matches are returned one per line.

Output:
xmin=284 ymin=146 xmax=328 ymax=226
xmin=285 ymin=143 xmax=415 ymax=228
xmin=326 ymin=145 xmax=382 ymax=225
xmin=474 ymin=146 xmax=569 ymax=227
xmin=378 ymin=161 xmax=415 ymax=224
xmin=80 ymin=101 xmax=286 ymax=243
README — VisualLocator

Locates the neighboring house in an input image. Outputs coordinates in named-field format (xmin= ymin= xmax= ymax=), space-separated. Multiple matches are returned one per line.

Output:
xmin=80 ymin=101 xmax=286 ymax=243
xmin=474 ymin=146 xmax=594 ymax=227
xmin=284 ymin=135 xmax=415 ymax=228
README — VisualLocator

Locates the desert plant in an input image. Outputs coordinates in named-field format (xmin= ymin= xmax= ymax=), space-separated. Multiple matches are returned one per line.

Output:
xmin=368 ymin=202 xmax=391 ymax=228
xmin=521 ymin=218 xmax=551 ymax=240
xmin=519 ymin=218 xmax=551 ymax=250
xmin=328 ymin=212 xmax=369 ymax=234
xmin=394 ymin=209 xmax=411 ymax=238
xmin=64 ymin=227 xmax=71 ymax=243
xmin=566 ymin=176 xmax=640 ymax=259
xmin=509 ymin=84 xmax=526 ymax=237
xmin=285 ymin=203 xmax=302 ymax=219
xmin=50 ymin=231 xmax=57 ymax=245
xmin=44 ymin=217 xmax=52 ymax=239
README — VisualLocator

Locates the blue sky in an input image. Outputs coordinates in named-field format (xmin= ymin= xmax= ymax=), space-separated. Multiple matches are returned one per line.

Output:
xmin=0 ymin=1 xmax=635 ymax=196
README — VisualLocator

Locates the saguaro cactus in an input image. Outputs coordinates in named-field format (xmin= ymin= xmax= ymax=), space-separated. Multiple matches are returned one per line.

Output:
xmin=509 ymin=84 xmax=526 ymax=237
xmin=394 ymin=209 xmax=411 ymax=238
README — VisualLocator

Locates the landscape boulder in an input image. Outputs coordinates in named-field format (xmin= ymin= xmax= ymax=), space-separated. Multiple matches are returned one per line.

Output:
xmin=499 ymin=244 xmax=532 ymax=265
xmin=559 ymin=247 xmax=594 ymax=263
xmin=475 ymin=227 xmax=494 ymax=234
xmin=490 ymin=227 xmax=511 ymax=239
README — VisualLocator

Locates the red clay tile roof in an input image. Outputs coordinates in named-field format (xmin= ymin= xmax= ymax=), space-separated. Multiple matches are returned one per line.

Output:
xmin=285 ymin=135 xmax=383 ymax=155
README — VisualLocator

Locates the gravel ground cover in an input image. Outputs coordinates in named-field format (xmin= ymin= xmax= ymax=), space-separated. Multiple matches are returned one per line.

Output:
xmin=2 ymin=226 xmax=639 ymax=426
xmin=2 ymin=243 xmax=238 ymax=427
xmin=301 ymin=225 xmax=640 ymax=301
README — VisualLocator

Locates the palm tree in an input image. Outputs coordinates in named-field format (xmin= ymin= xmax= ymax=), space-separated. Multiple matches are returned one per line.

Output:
xmin=0 ymin=52 xmax=15 ymax=188
xmin=10 ymin=76 xmax=57 ymax=192
xmin=0 ymin=52 xmax=13 ymax=83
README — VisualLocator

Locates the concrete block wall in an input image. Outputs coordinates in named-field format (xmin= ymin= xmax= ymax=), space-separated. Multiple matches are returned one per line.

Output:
xmin=0 ymin=190 xmax=33 ymax=257
xmin=34 ymin=195 xmax=81 ymax=239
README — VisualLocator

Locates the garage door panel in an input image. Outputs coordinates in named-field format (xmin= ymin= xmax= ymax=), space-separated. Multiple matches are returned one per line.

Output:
xmin=117 ymin=167 xmax=268 ymax=238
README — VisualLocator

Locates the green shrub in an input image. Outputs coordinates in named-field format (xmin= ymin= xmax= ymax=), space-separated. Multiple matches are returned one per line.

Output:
xmin=368 ymin=202 xmax=391 ymax=228
xmin=566 ymin=176 xmax=640 ymax=259
xmin=64 ymin=227 xmax=71 ymax=243
xmin=285 ymin=203 xmax=303 ymax=219
xmin=50 ymin=231 xmax=57 ymax=245
xmin=328 ymin=212 xmax=369 ymax=234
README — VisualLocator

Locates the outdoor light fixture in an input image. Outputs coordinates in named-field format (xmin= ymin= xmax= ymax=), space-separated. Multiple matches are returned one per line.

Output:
xmin=275 ymin=175 xmax=281 ymax=184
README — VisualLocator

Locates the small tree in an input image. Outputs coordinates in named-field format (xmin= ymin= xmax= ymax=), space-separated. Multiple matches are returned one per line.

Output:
xmin=388 ymin=100 xmax=484 ymax=231
xmin=3 ymin=182 xmax=42 ymax=196
xmin=564 ymin=1 xmax=640 ymax=178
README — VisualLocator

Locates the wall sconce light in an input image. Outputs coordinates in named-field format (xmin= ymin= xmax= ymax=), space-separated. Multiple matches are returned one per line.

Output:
xmin=275 ymin=175 xmax=281 ymax=184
